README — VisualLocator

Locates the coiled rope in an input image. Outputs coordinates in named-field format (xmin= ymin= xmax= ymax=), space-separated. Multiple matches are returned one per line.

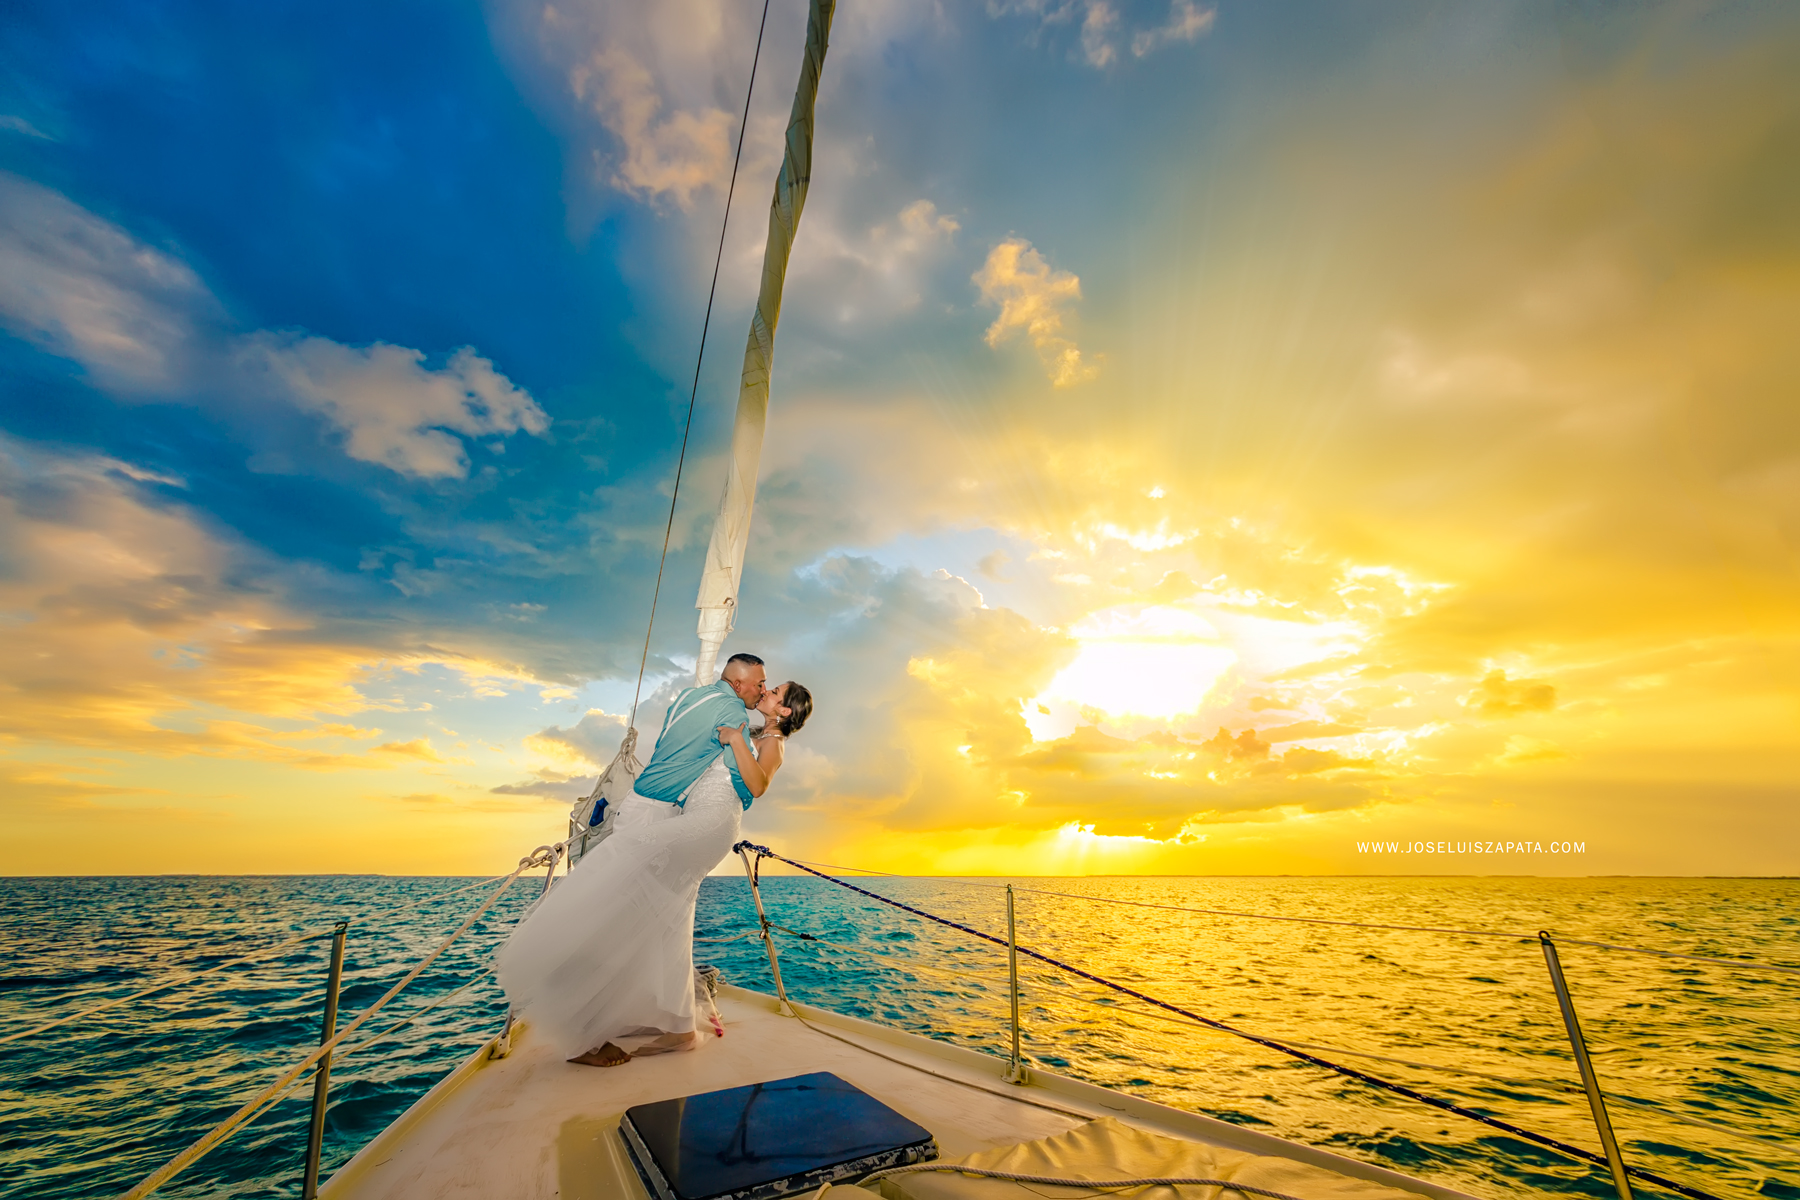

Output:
xmin=735 ymin=842 xmax=1724 ymax=1200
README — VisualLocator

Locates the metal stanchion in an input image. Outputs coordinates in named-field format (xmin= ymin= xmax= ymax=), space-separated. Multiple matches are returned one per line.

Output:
xmin=1004 ymin=884 xmax=1028 ymax=1084
xmin=301 ymin=920 xmax=349 ymax=1200
xmin=738 ymin=846 xmax=795 ymax=1016
xmin=1540 ymin=931 xmax=1633 ymax=1200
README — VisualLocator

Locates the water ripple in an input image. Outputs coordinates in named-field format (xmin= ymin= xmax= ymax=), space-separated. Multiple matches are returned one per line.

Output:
xmin=1 ymin=875 xmax=1795 ymax=1199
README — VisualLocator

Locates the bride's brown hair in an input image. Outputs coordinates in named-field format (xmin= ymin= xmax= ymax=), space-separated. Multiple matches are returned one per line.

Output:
xmin=776 ymin=682 xmax=812 ymax=736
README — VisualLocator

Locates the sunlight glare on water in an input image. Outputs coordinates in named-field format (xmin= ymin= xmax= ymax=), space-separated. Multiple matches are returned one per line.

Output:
xmin=0 ymin=875 xmax=1795 ymax=1199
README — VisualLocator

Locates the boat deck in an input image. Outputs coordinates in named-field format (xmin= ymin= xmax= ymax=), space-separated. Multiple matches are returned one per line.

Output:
xmin=320 ymin=984 xmax=1483 ymax=1200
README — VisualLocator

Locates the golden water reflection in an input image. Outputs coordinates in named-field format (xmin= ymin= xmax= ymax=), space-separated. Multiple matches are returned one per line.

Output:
xmin=728 ymin=875 xmax=1800 ymax=1199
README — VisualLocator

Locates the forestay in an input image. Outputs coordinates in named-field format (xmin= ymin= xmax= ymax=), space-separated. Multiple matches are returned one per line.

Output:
xmin=573 ymin=0 xmax=837 ymax=860
xmin=694 ymin=0 xmax=837 ymax=685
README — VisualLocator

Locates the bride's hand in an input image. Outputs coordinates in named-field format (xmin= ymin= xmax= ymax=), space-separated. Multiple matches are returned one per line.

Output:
xmin=717 ymin=724 xmax=743 ymax=747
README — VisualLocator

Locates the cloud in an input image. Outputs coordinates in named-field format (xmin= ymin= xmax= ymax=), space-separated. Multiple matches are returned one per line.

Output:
xmin=1465 ymin=670 xmax=1556 ymax=717
xmin=373 ymin=738 xmax=446 ymax=762
xmin=977 ymin=550 xmax=1012 ymax=581
xmin=1197 ymin=726 xmax=1270 ymax=762
xmin=238 ymin=337 xmax=548 ymax=480
xmin=0 ymin=116 xmax=54 ymax=140
xmin=525 ymin=707 xmax=628 ymax=770
xmin=1131 ymin=1 xmax=1214 ymax=57
xmin=0 ymin=433 xmax=570 ymax=767
xmin=0 ymin=172 xmax=209 ymax=390
xmin=570 ymin=46 xmax=734 ymax=210
xmin=778 ymin=198 xmax=965 ymax=327
xmin=1273 ymin=746 xmax=1375 ymax=775
xmin=897 ymin=199 xmax=960 ymax=244
xmin=1496 ymin=735 xmax=1565 ymax=765
xmin=973 ymin=237 xmax=1099 ymax=386
xmin=989 ymin=0 xmax=1212 ymax=70
xmin=1380 ymin=331 xmax=1540 ymax=403
xmin=1081 ymin=2 xmax=1119 ymax=68
xmin=490 ymin=772 xmax=592 ymax=800
xmin=0 ymin=175 xmax=546 ymax=480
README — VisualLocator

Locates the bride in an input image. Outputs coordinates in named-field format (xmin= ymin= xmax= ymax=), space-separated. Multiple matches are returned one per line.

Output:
xmin=496 ymin=677 xmax=813 ymax=1067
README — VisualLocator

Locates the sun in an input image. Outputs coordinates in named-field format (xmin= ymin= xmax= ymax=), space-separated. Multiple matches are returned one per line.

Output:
xmin=1024 ymin=605 xmax=1236 ymax=739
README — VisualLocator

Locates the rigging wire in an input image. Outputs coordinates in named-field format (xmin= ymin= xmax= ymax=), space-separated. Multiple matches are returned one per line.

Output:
xmin=627 ymin=0 xmax=776 ymax=727
xmin=737 ymin=842 xmax=1726 ymax=1200
xmin=770 ymin=854 xmax=1800 ymax=977
xmin=0 ymin=925 xmax=339 ymax=1046
xmin=773 ymin=919 xmax=1798 ymax=1156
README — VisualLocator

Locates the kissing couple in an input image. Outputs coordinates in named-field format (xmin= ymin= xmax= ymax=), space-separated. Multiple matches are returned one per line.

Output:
xmin=496 ymin=653 xmax=812 ymax=1067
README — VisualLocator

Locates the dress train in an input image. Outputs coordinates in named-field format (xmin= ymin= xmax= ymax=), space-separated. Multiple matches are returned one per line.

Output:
xmin=496 ymin=754 xmax=741 ymax=1058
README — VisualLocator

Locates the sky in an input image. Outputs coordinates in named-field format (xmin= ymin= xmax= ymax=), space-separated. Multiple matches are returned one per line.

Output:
xmin=1 ymin=0 xmax=1796 ymax=877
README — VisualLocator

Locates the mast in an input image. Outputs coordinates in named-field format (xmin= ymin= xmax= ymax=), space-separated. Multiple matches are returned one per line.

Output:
xmin=693 ymin=0 xmax=837 ymax=685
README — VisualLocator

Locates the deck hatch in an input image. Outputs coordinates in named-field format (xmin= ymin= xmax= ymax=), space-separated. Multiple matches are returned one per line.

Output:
xmin=619 ymin=1070 xmax=938 ymax=1200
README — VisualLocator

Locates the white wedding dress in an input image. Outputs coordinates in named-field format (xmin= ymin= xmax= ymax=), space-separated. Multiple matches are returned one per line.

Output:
xmin=496 ymin=751 xmax=745 ymax=1058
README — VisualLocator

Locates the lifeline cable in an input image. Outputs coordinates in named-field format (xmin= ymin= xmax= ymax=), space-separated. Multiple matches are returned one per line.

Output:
xmin=777 ymin=854 xmax=1800 ymax=977
xmin=118 ymin=846 xmax=555 ymax=1199
xmin=626 ymin=0 xmax=776 ymax=727
xmin=735 ymin=842 xmax=1724 ymax=1200
xmin=0 ymin=925 xmax=339 ymax=1046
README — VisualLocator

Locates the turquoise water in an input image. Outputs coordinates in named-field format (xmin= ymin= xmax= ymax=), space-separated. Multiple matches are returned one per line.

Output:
xmin=0 ymin=874 xmax=1795 ymax=1199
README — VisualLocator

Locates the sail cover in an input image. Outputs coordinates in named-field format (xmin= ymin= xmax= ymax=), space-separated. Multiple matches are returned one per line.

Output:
xmin=694 ymin=0 xmax=837 ymax=685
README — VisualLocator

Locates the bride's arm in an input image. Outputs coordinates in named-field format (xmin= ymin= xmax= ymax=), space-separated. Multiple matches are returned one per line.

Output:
xmin=753 ymin=732 xmax=785 ymax=782
xmin=717 ymin=725 xmax=771 ymax=797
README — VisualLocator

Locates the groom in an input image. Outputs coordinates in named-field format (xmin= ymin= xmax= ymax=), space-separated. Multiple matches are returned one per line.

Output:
xmin=633 ymin=653 xmax=765 ymax=811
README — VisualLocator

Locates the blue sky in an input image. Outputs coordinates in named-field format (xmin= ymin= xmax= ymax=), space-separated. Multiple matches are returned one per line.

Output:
xmin=3 ymin=0 xmax=1798 ymax=874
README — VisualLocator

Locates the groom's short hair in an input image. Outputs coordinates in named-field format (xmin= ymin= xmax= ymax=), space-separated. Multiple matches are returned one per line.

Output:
xmin=726 ymin=652 xmax=765 ymax=667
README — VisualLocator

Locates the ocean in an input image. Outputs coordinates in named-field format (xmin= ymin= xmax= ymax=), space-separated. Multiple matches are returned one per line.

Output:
xmin=0 ymin=873 xmax=1794 ymax=1199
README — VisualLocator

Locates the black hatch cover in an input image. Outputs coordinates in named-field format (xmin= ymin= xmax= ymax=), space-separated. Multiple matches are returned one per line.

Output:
xmin=619 ymin=1071 xmax=938 ymax=1200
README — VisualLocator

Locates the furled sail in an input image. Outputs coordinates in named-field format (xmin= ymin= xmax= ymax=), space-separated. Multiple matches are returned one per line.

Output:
xmin=693 ymin=0 xmax=837 ymax=685
xmin=569 ymin=0 xmax=836 ymax=860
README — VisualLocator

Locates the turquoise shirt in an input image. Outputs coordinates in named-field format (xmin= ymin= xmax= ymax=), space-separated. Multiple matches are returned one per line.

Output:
xmin=633 ymin=679 xmax=755 ymax=808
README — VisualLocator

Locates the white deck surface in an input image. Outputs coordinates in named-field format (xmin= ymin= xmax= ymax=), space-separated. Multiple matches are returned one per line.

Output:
xmin=320 ymin=985 xmax=1484 ymax=1200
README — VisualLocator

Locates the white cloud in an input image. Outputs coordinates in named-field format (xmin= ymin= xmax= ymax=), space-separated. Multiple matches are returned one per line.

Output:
xmin=0 ymin=174 xmax=548 ymax=480
xmin=0 ymin=116 xmax=54 ymax=141
xmin=989 ymin=0 xmax=1211 ymax=69
xmin=571 ymin=46 xmax=734 ymax=210
xmin=973 ymin=236 xmax=1099 ymax=386
xmin=1381 ymin=330 xmax=1538 ymax=402
xmin=240 ymin=337 xmax=549 ymax=480
xmin=897 ymin=199 xmax=960 ymax=245
xmin=1081 ymin=2 xmax=1120 ymax=67
xmin=0 ymin=172 xmax=208 ymax=390
xmin=1131 ymin=1 xmax=1215 ymax=57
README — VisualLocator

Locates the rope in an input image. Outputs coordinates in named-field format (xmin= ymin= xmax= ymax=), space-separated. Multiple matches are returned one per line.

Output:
xmin=735 ymin=843 xmax=1725 ymax=1200
xmin=862 ymin=1164 xmax=1314 ymax=1200
xmin=770 ymin=922 xmax=1007 ymax=987
xmin=1025 ymin=981 xmax=1800 ymax=1155
xmin=626 ymin=0 xmax=775 ymax=725
xmin=774 ymin=857 xmax=1800 ymax=978
xmin=117 ymin=849 xmax=550 ymax=1200
xmin=784 ymin=1006 xmax=1099 ymax=1123
xmin=1548 ymin=936 xmax=1800 ymax=978
xmin=0 ymin=925 xmax=340 ymax=1046
xmin=5 ymin=865 xmax=544 ymax=1048
xmin=335 ymin=968 xmax=494 ymax=1062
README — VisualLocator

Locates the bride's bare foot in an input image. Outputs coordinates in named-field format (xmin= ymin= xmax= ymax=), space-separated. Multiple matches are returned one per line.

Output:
xmin=567 ymin=1042 xmax=630 ymax=1067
